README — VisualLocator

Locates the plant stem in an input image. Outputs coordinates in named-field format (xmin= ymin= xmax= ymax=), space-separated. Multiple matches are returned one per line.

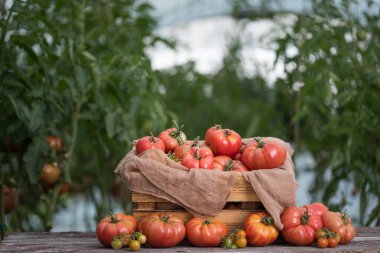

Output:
xmin=0 ymin=155 xmax=5 ymax=241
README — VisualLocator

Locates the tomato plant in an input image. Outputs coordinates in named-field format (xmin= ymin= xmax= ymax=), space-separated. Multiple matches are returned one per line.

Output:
xmin=244 ymin=212 xmax=279 ymax=246
xmin=242 ymin=138 xmax=286 ymax=170
xmin=137 ymin=213 xmax=186 ymax=248
xmin=322 ymin=211 xmax=356 ymax=244
xmin=158 ymin=121 xmax=187 ymax=152
xmin=181 ymin=147 xmax=214 ymax=169
xmin=281 ymin=207 xmax=323 ymax=245
xmin=186 ymin=217 xmax=227 ymax=247
xmin=39 ymin=163 xmax=61 ymax=189
xmin=208 ymin=129 xmax=242 ymax=157
xmin=135 ymin=133 xmax=166 ymax=155
xmin=96 ymin=213 xmax=137 ymax=247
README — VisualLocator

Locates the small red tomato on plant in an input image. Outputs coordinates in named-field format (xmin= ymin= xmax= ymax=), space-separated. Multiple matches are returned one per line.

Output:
xmin=281 ymin=207 xmax=323 ymax=246
xmin=40 ymin=163 xmax=61 ymax=189
xmin=322 ymin=211 xmax=356 ymax=244
xmin=181 ymin=147 xmax=214 ymax=169
xmin=208 ymin=128 xmax=242 ymax=157
xmin=242 ymin=137 xmax=286 ymax=170
xmin=47 ymin=135 xmax=64 ymax=152
xmin=96 ymin=213 xmax=137 ymax=247
xmin=3 ymin=186 xmax=18 ymax=214
xmin=186 ymin=217 xmax=228 ymax=247
xmin=138 ymin=213 xmax=186 ymax=248
xmin=135 ymin=132 xmax=165 ymax=155
xmin=244 ymin=212 xmax=279 ymax=246
xmin=159 ymin=121 xmax=187 ymax=153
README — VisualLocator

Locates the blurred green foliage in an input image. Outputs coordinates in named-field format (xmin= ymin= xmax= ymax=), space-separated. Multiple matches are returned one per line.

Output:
xmin=0 ymin=0 xmax=379 ymax=232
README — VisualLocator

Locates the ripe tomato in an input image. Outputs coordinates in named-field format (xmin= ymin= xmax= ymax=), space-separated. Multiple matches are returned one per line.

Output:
xmin=234 ymin=237 xmax=247 ymax=248
xmin=96 ymin=213 xmax=137 ymax=247
xmin=159 ymin=125 xmax=187 ymax=153
xmin=3 ymin=186 xmax=18 ymax=214
xmin=235 ymin=229 xmax=246 ymax=238
xmin=204 ymin=125 xmax=222 ymax=145
xmin=303 ymin=202 xmax=329 ymax=217
xmin=129 ymin=240 xmax=141 ymax=251
xmin=138 ymin=213 xmax=186 ymax=248
xmin=174 ymin=144 xmax=191 ymax=159
xmin=47 ymin=135 xmax=64 ymax=152
xmin=181 ymin=147 xmax=214 ymax=169
xmin=40 ymin=163 xmax=61 ymax=189
xmin=281 ymin=206 xmax=323 ymax=246
xmin=242 ymin=137 xmax=286 ymax=170
xmin=317 ymin=238 xmax=328 ymax=248
xmin=328 ymin=237 xmax=339 ymax=248
xmin=208 ymin=129 xmax=242 ymax=157
xmin=315 ymin=228 xmax=327 ymax=240
xmin=322 ymin=211 xmax=356 ymax=244
xmin=244 ymin=212 xmax=279 ymax=246
xmin=186 ymin=217 xmax=227 ymax=247
xmin=212 ymin=156 xmax=248 ymax=171
xmin=135 ymin=133 xmax=165 ymax=155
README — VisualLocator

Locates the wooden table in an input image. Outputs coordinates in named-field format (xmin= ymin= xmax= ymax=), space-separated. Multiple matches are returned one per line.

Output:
xmin=0 ymin=227 xmax=379 ymax=252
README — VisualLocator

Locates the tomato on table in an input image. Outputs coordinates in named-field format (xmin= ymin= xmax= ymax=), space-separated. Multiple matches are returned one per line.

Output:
xmin=244 ymin=212 xmax=279 ymax=246
xmin=322 ymin=211 xmax=356 ymax=244
xmin=186 ymin=217 xmax=227 ymax=247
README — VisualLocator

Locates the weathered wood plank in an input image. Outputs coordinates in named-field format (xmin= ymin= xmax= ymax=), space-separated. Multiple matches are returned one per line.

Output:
xmin=0 ymin=227 xmax=379 ymax=252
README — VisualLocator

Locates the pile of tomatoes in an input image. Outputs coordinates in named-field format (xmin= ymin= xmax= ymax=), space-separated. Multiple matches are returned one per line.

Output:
xmin=96 ymin=202 xmax=355 ymax=250
xmin=135 ymin=123 xmax=287 ymax=171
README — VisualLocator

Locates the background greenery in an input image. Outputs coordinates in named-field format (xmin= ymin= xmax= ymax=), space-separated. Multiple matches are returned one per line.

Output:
xmin=1 ymin=0 xmax=379 ymax=233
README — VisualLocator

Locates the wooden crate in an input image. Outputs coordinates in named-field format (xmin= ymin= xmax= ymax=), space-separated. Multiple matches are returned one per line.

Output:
xmin=132 ymin=174 xmax=265 ymax=232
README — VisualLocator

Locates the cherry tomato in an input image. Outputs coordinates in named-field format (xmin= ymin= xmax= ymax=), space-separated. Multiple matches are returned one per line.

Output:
xmin=111 ymin=239 xmax=123 ymax=250
xmin=234 ymin=237 xmax=247 ymax=248
xmin=315 ymin=229 xmax=327 ymax=240
xmin=317 ymin=238 xmax=328 ymax=248
xmin=137 ymin=233 xmax=146 ymax=244
xmin=235 ymin=229 xmax=246 ymax=238
xmin=47 ymin=135 xmax=64 ymax=152
xmin=3 ymin=186 xmax=18 ymax=214
xmin=40 ymin=163 xmax=61 ymax=189
xmin=129 ymin=240 xmax=141 ymax=252
xmin=328 ymin=237 xmax=339 ymax=248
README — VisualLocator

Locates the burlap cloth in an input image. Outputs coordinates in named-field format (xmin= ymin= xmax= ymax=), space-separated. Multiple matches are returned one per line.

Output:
xmin=115 ymin=137 xmax=297 ymax=230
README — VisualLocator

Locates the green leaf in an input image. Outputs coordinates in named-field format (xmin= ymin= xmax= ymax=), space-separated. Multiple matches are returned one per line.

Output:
xmin=22 ymin=136 xmax=47 ymax=184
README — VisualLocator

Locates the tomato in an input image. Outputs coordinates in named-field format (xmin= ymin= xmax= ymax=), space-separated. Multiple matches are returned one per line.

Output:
xmin=135 ymin=132 xmax=165 ymax=155
xmin=96 ymin=213 xmax=137 ymax=247
xmin=186 ymin=217 xmax=227 ymax=247
xmin=235 ymin=229 xmax=246 ymax=238
xmin=230 ymin=160 xmax=249 ymax=172
xmin=204 ymin=124 xmax=222 ymax=145
xmin=47 ymin=135 xmax=64 ymax=152
xmin=208 ymin=129 xmax=242 ymax=157
xmin=181 ymin=147 xmax=214 ymax=169
xmin=328 ymin=237 xmax=339 ymax=248
xmin=129 ymin=240 xmax=141 ymax=251
xmin=317 ymin=238 xmax=328 ymax=248
xmin=40 ymin=163 xmax=61 ymax=189
xmin=315 ymin=228 xmax=327 ymax=240
xmin=212 ymin=155 xmax=232 ymax=171
xmin=244 ymin=212 xmax=279 ymax=246
xmin=159 ymin=124 xmax=187 ymax=153
xmin=242 ymin=137 xmax=286 ymax=170
xmin=111 ymin=239 xmax=123 ymax=250
xmin=234 ymin=237 xmax=247 ymax=248
xmin=174 ymin=144 xmax=191 ymax=159
xmin=322 ymin=211 xmax=356 ymax=244
xmin=281 ymin=207 xmax=323 ymax=246
xmin=3 ymin=186 xmax=18 ymax=214
xmin=303 ymin=202 xmax=329 ymax=217
xmin=138 ymin=213 xmax=186 ymax=248
xmin=136 ymin=233 xmax=146 ymax=244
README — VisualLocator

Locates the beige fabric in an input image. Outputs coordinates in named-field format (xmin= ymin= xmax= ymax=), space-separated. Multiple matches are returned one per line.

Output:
xmin=114 ymin=137 xmax=297 ymax=230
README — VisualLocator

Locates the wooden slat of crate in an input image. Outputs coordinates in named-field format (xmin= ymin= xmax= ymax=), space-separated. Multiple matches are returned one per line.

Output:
xmin=133 ymin=210 xmax=264 ymax=232
xmin=132 ymin=174 xmax=258 ymax=203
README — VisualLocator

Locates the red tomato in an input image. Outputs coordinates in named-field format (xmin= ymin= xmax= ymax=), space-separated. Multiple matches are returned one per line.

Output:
xmin=96 ymin=213 xmax=137 ymax=247
xmin=242 ymin=137 xmax=286 ymax=170
xmin=174 ymin=144 xmax=191 ymax=159
xmin=3 ymin=186 xmax=18 ymax=214
xmin=138 ymin=213 xmax=186 ymax=248
xmin=159 ymin=126 xmax=187 ymax=153
xmin=281 ymin=206 xmax=323 ymax=246
xmin=212 ymin=156 xmax=248 ymax=171
xmin=181 ymin=147 xmax=214 ymax=169
xmin=317 ymin=238 xmax=328 ymax=248
xmin=186 ymin=217 xmax=227 ymax=247
xmin=135 ymin=133 xmax=165 ymax=155
xmin=303 ymin=202 xmax=329 ymax=217
xmin=322 ymin=211 xmax=356 ymax=244
xmin=47 ymin=135 xmax=64 ymax=152
xmin=208 ymin=129 xmax=242 ymax=157
xmin=40 ymin=163 xmax=61 ymax=189
xmin=204 ymin=125 xmax=222 ymax=145
xmin=244 ymin=212 xmax=279 ymax=246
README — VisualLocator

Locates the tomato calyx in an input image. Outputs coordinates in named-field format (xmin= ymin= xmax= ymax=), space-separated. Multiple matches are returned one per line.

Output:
xmin=341 ymin=210 xmax=350 ymax=225
xmin=108 ymin=212 xmax=121 ymax=224
xmin=262 ymin=216 xmax=274 ymax=226
xmin=167 ymin=151 xmax=180 ymax=162
xmin=301 ymin=208 xmax=311 ymax=225
xmin=148 ymin=132 xmax=158 ymax=143
xmin=169 ymin=120 xmax=186 ymax=145
xmin=223 ymin=129 xmax=232 ymax=137
xmin=254 ymin=137 xmax=266 ymax=148
xmin=223 ymin=159 xmax=234 ymax=171
xmin=202 ymin=219 xmax=211 ymax=225
xmin=160 ymin=215 xmax=170 ymax=223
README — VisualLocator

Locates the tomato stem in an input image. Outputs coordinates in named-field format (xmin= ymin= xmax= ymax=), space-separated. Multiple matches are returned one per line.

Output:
xmin=191 ymin=136 xmax=200 ymax=147
xmin=262 ymin=216 xmax=274 ymax=226
xmin=254 ymin=137 xmax=266 ymax=148
xmin=301 ymin=207 xmax=311 ymax=225
xmin=108 ymin=211 xmax=120 ymax=223
xmin=341 ymin=210 xmax=350 ymax=225
xmin=203 ymin=219 xmax=211 ymax=225
xmin=224 ymin=129 xmax=231 ymax=136
xmin=223 ymin=159 xmax=234 ymax=171
xmin=160 ymin=215 xmax=170 ymax=223
xmin=149 ymin=132 xmax=157 ymax=143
